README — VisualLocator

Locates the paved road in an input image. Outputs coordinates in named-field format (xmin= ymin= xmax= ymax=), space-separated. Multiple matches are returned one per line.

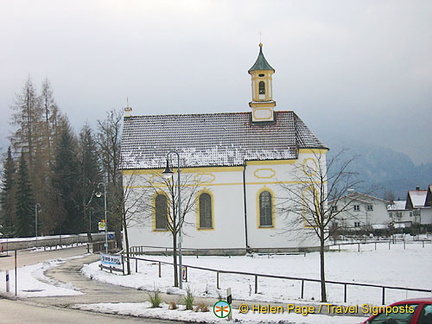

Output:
xmin=0 ymin=245 xmax=90 ymax=271
xmin=0 ymin=298 xmax=166 ymax=324
xmin=0 ymin=247 xmax=187 ymax=323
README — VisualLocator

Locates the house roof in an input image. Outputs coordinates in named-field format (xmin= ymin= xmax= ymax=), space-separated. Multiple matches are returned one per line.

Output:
xmin=248 ymin=43 xmax=275 ymax=73
xmin=120 ymin=111 xmax=327 ymax=170
xmin=335 ymin=192 xmax=389 ymax=205
xmin=387 ymin=200 xmax=407 ymax=211
xmin=406 ymin=189 xmax=428 ymax=209
xmin=426 ymin=185 xmax=432 ymax=207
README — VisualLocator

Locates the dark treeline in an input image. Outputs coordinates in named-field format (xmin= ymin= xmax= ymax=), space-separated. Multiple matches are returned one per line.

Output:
xmin=0 ymin=76 xmax=123 ymax=245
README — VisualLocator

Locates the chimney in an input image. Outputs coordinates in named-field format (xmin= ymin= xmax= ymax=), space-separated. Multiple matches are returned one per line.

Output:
xmin=416 ymin=186 xmax=420 ymax=191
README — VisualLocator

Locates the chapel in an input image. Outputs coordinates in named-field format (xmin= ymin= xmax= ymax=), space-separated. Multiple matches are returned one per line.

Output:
xmin=120 ymin=44 xmax=328 ymax=254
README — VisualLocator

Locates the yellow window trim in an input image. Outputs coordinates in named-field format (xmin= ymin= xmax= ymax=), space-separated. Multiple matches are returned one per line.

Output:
xmin=196 ymin=188 xmax=215 ymax=231
xmin=152 ymin=191 xmax=169 ymax=232
xmin=256 ymin=186 xmax=276 ymax=229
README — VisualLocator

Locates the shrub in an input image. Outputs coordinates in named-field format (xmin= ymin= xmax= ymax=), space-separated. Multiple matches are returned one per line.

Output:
xmin=194 ymin=302 xmax=209 ymax=312
xmin=183 ymin=287 xmax=194 ymax=310
xmin=148 ymin=290 xmax=162 ymax=308
xmin=168 ymin=301 xmax=178 ymax=310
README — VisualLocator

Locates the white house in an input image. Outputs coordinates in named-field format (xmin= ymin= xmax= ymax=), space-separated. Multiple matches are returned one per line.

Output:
xmin=332 ymin=191 xmax=391 ymax=230
xmin=405 ymin=185 xmax=432 ymax=226
xmin=387 ymin=200 xmax=412 ymax=228
xmin=120 ymin=44 xmax=329 ymax=254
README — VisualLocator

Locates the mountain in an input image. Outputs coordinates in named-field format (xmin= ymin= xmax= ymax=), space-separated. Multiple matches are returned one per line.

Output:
xmin=324 ymin=136 xmax=432 ymax=200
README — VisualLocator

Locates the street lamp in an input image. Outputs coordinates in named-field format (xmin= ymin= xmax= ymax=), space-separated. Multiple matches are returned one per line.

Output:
xmin=96 ymin=182 xmax=108 ymax=253
xmin=34 ymin=203 xmax=41 ymax=240
xmin=162 ymin=151 xmax=183 ymax=289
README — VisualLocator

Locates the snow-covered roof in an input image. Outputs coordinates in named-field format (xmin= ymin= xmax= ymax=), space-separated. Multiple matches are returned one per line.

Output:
xmin=407 ymin=190 xmax=427 ymax=208
xmin=426 ymin=185 xmax=432 ymax=207
xmin=120 ymin=111 xmax=327 ymax=169
xmin=334 ymin=192 xmax=389 ymax=205
xmin=387 ymin=201 xmax=407 ymax=211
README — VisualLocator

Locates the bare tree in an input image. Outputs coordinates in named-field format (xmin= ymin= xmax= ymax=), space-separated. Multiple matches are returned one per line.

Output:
xmin=120 ymin=171 xmax=151 ymax=275
xmin=97 ymin=109 xmax=123 ymax=248
xmin=136 ymin=171 xmax=201 ymax=287
xmin=279 ymin=150 xmax=360 ymax=302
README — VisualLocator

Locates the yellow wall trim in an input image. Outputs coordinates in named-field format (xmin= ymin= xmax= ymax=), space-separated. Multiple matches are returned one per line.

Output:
xmin=124 ymin=179 xmax=327 ymax=190
xmin=298 ymin=148 xmax=328 ymax=155
xmin=122 ymin=165 xmax=244 ymax=175
xmin=254 ymin=168 xmax=276 ymax=179
xmin=246 ymin=160 xmax=296 ymax=166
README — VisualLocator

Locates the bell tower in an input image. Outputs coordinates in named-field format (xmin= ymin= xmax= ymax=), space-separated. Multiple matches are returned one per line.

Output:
xmin=248 ymin=43 xmax=276 ymax=122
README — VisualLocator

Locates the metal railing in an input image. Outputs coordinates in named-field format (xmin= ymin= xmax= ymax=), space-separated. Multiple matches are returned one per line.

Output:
xmin=126 ymin=254 xmax=431 ymax=305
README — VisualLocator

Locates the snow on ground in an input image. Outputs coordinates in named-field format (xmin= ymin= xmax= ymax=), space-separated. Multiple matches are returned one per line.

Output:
xmin=82 ymin=241 xmax=432 ymax=305
xmin=75 ymin=301 xmax=362 ymax=323
xmin=0 ymin=258 xmax=82 ymax=298
xmin=0 ymin=240 xmax=431 ymax=323
xmin=78 ymin=240 xmax=432 ymax=323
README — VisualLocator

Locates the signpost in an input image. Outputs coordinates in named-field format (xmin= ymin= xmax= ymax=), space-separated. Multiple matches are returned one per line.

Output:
xmin=227 ymin=287 xmax=233 ymax=320
xmin=100 ymin=253 xmax=124 ymax=275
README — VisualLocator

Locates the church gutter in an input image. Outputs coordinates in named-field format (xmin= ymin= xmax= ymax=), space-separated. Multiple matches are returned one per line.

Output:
xmin=243 ymin=162 xmax=250 ymax=251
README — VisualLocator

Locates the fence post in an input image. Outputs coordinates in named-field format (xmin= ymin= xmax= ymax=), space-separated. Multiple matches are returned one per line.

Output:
xmin=14 ymin=250 xmax=17 ymax=296
xmin=158 ymin=262 xmax=161 ymax=278
xmin=217 ymin=271 xmax=220 ymax=290
xmin=344 ymin=284 xmax=347 ymax=303
xmin=382 ymin=287 xmax=385 ymax=305
xmin=6 ymin=270 xmax=9 ymax=293
xmin=301 ymin=280 xmax=304 ymax=299
xmin=255 ymin=275 xmax=258 ymax=294
xmin=358 ymin=243 xmax=360 ymax=252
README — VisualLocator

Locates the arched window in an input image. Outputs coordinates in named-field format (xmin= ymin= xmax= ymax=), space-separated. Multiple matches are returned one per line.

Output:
xmin=199 ymin=193 xmax=212 ymax=229
xmin=259 ymin=81 xmax=266 ymax=94
xmin=259 ymin=191 xmax=273 ymax=227
xmin=155 ymin=194 xmax=168 ymax=230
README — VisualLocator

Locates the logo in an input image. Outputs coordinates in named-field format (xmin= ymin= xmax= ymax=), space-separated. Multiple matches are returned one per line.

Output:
xmin=213 ymin=300 xmax=231 ymax=318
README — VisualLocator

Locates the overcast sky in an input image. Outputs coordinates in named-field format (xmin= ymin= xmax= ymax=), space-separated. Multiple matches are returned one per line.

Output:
xmin=1 ymin=0 xmax=431 ymax=164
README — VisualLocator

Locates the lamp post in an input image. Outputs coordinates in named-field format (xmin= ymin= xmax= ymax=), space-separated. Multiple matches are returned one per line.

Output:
xmin=88 ymin=207 xmax=94 ymax=234
xmin=96 ymin=182 xmax=108 ymax=253
xmin=34 ymin=203 xmax=41 ymax=240
xmin=162 ymin=151 xmax=183 ymax=289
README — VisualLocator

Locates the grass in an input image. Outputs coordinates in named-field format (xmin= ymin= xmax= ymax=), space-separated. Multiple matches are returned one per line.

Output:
xmin=148 ymin=289 xmax=162 ymax=308
xmin=183 ymin=287 xmax=194 ymax=310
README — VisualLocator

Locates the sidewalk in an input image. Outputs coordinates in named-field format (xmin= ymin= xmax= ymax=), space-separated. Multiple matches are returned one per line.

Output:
xmin=27 ymin=253 xmax=221 ymax=307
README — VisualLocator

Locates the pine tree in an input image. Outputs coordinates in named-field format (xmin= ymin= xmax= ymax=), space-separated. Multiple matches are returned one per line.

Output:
xmin=52 ymin=125 xmax=82 ymax=234
xmin=0 ymin=147 xmax=17 ymax=237
xmin=39 ymin=79 xmax=60 ymax=168
xmin=15 ymin=152 xmax=35 ymax=237
xmin=78 ymin=123 xmax=102 ymax=239
xmin=33 ymin=79 xmax=63 ymax=235
xmin=10 ymin=76 xmax=42 ymax=170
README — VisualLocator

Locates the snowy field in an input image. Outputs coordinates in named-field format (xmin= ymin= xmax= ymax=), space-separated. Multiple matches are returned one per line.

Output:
xmin=82 ymin=241 xmax=432 ymax=305
xmin=0 ymin=239 xmax=431 ymax=323
xmin=79 ymin=240 xmax=432 ymax=323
